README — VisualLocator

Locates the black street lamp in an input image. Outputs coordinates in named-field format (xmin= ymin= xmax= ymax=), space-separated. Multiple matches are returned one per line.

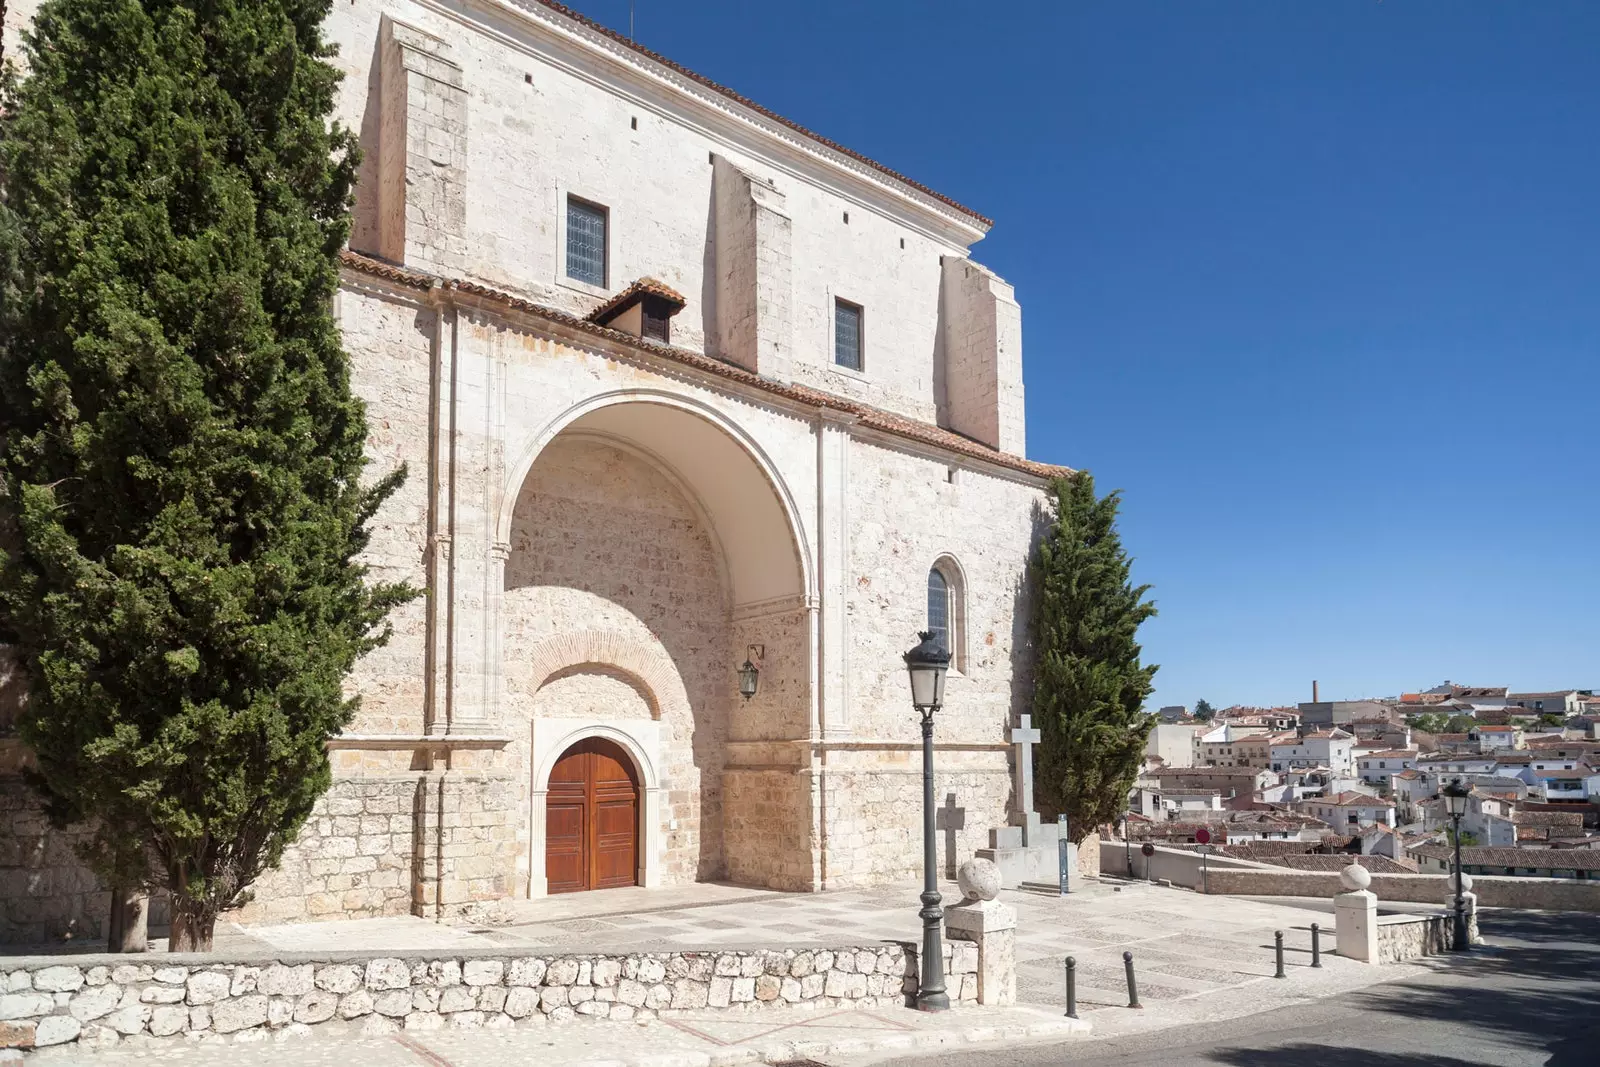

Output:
xmin=904 ymin=631 xmax=951 ymax=1012
xmin=1441 ymin=777 xmax=1471 ymax=951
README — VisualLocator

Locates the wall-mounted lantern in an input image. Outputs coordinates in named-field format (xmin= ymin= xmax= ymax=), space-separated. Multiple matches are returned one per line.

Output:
xmin=737 ymin=644 xmax=764 ymax=701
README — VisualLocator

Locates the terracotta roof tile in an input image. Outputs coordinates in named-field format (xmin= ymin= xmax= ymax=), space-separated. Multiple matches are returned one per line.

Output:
xmin=339 ymin=252 xmax=1071 ymax=481
xmin=586 ymin=276 xmax=687 ymax=324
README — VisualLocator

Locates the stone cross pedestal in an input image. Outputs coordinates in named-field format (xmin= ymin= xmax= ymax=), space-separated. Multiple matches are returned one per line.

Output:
xmin=944 ymin=859 xmax=1017 ymax=1006
xmin=1335 ymin=863 xmax=1378 ymax=964
xmin=975 ymin=715 xmax=1074 ymax=889
xmin=1009 ymin=715 xmax=1043 ymax=847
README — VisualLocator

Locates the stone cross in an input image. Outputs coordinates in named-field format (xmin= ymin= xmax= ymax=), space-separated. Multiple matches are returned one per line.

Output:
xmin=1010 ymin=715 xmax=1042 ymax=845
xmin=937 ymin=793 xmax=966 ymax=879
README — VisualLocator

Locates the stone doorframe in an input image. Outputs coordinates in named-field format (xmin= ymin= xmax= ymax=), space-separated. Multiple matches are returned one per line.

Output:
xmin=525 ymin=630 xmax=682 ymax=898
xmin=530 ymin=721 xmax=664 ymax=898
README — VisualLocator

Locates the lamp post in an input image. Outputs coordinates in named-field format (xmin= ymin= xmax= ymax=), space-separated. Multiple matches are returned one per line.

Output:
xmin=1441 ymin=777 xmax=1471 ymax=951
xmin=904 ymin=631 xmax=951 ymax=1012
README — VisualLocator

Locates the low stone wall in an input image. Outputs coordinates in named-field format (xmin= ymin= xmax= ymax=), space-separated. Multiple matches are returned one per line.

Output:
xmin=1376 ymin=914 xmax=1474 ymax=964
xmin=1202 ymin=867 xmax=1600 ymax=911
xmin=1101 ymin=840 xmax=1600 ymax=912
xmin=0 ymin=942 xmax=978 ymax=1052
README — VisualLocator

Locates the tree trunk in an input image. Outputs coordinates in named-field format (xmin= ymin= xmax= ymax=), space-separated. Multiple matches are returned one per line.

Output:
xmin=167 ymin=902 xmax=216 ymax=953
xmin=106 ymin=887 xmax=149 ymax=953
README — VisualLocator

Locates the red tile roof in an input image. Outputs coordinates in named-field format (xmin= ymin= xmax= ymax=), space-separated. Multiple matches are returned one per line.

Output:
xmin=339 ymin=252 xmax=1071 ymax=481
xmin=518 ymin=1 xmax=991 ymax=227
xmin=586 ymin=276 xmax=687 ymax=324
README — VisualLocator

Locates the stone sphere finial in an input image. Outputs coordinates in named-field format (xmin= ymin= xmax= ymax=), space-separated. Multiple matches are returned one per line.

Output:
xmin=1339 ymin=862 xmax=1372 ymax=892
xmin=956 ymin=858 xmax=1002 ymax=902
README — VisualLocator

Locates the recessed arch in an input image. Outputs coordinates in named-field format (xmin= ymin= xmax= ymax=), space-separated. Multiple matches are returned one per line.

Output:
xmin=498 ymin=390 xmax=814 ymax=609
xmin=522 ymin=628 xmax=690 ymax=724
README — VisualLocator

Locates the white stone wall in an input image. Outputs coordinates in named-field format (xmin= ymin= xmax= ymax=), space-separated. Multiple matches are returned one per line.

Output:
xmin=320 ymin=0 xmax=1020 ymax=442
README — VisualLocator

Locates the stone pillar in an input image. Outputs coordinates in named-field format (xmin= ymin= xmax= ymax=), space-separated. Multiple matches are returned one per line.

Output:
xmin=1450 ymin=873 xmax=1480 ymax=945
xmin=944 ymin=860 xmax=1018 ymax=1006
xmin=375 ymin=16 xmax=468 ymax=275
xmin=937 ymin=256 xmax=1025 ymax=455
xmin=814 ymin=411 xmax=855 ymax=739
xmin=1334 ymin=863 xmax=1379 ymax=964
xmin=711 ymin=154 xmax=794 ymax=380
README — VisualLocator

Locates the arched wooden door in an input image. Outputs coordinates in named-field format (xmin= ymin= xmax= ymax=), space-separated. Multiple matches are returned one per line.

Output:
xmin=546 ymin=737 xmax=640 ymax=894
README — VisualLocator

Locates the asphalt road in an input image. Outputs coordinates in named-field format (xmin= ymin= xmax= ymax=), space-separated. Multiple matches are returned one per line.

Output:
xmin=869 ymin=910 xmax=1600 ymax=1067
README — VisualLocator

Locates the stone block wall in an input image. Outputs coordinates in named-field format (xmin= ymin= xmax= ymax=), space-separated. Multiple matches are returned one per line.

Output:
xmin=414 ymin=773 xmax=520 ymax=918
xmin=229 ymin=778 xmax=419 ymax=927
xmin=0 ymin=778 xmax=106 ymax=945
xmin=722 ymin=769 xmax=814 ymax=890
xmin=821 ymin=763 xmax=1012 ymax=889
xmin=0 ymin=942 xmax=978 ymax=1052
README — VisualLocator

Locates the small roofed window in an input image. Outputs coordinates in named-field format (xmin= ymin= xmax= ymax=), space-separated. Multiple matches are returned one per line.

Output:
xmin=834 ymin=299 xmax=862 ymax=370
xmin=566 ymin=197 xmax=607 ymax=287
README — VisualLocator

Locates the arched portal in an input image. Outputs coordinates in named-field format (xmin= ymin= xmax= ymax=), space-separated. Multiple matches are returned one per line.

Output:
xmin=545 ymin=737 xmax=641 ymax=894
xmin=501 ymin=396 xmax=813 ymax=896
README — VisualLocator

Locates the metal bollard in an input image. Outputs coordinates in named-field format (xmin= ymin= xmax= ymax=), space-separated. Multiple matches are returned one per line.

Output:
xmin=1274 ymin=930 xmax=1286 ymax=978
xmin=1064 ymin=956 xmax=1078 ymax=1019
xmin=1123 ymin=950 xmax=1141 ymax=1009
xmin=1311 ymin=923 xmax=1322 ymax=968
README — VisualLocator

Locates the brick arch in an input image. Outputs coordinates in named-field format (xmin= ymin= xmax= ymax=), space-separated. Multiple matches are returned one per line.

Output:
xmin=524 ymin=629 xmax=690 ymax=724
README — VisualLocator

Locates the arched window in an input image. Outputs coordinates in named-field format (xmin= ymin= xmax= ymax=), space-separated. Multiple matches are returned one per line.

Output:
xmin=926 ymin=568 xmax=950 ymax=652
xmin=926 ymin=557 xmax=966 ymax=673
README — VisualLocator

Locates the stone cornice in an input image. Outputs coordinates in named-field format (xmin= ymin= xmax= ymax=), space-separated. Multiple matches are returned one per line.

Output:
xmin=430 ymin=0 xmax=991 ymax=246
xmin=338 ymin=252 xmax=1073 ymax=487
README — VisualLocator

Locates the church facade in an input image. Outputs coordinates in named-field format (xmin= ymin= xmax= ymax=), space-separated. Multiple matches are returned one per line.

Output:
xmin=0 ymin=0 xmax=1070 ymax=935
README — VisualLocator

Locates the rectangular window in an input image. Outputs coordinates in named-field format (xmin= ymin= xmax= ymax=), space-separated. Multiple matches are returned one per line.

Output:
xmin=834 ymin=299 xmax=862 ymax=370
xmin=566 ymin=197 xmax=608 ymax=287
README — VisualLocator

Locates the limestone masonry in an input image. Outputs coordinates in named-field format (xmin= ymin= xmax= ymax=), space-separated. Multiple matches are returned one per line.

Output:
xmin=0 ymin=944 xmax=977 ymax=1050
xmin=0 ymin=0 xmax=1065 ymax=937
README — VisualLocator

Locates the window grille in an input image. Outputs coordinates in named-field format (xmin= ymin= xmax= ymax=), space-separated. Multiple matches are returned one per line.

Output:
xmin=566 ymin=198 xmax=607 ymax=286
xmin=834 ymin=299 xmax=862 ymax=370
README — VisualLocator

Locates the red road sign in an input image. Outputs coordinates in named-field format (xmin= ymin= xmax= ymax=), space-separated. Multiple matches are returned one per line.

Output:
xmin=1194 ymin=827 xmax=1212 ymax=845
xmin=1141 ymin=843 xmax=1155 ymax=857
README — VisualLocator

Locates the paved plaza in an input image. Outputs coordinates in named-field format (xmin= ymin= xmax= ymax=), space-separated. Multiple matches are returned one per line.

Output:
xmin=23 ymin=876 xmax=1445 ymax=1065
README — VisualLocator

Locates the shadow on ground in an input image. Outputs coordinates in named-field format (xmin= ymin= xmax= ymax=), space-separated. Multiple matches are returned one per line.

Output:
xmin=1209 ymin=1046 xmax=1487 ymax=1067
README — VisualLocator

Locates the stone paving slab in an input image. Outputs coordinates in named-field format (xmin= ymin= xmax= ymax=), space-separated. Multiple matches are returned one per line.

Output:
xmin=34 ymin=1003 xmax=1087 ymax=1066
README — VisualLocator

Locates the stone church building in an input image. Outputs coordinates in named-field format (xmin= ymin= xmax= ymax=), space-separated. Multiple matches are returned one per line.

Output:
xmin=0 ymin=0 xmax=1072 ymax=937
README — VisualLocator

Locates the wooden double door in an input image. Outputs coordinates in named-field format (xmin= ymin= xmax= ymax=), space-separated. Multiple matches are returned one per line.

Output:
xmin=545 ymin=738 xmax=640 ymax=894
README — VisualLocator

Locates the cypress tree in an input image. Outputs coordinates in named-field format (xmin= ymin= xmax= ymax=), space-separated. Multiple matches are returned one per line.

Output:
xmin=0 ymin=0 xmax=415 ymax=950
xmin=1031 ymin=473 xmax=1158 ymax=844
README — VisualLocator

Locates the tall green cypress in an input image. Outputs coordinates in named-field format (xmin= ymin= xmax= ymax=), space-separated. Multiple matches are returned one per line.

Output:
xmin=1031 ymin=473 xmax=1158 ymax=844
xmin=0 ymin=0 xmax=415 ymax=950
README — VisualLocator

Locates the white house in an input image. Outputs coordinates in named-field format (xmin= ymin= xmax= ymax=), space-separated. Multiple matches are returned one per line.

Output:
xmin=1356 ymin=749 xmax=1417 ymax=787
xmin=1300 ymin=791 xmax=1396 ymax=830
xmin=1271 ymin=730 xmax=1356 ymax=775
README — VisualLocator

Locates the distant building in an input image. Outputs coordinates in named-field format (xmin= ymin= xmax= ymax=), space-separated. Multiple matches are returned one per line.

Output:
xmin=1300 ymin=791 xmax=1395 ymax=830
xmin=1356 ymin=749 xmax=1418 ymax=787
xmin=1411 ymin=845 xmax=1600 ymax=881
xmin=1145 ymin=721 xmax=1207 ymax=769
xmin=1271 ymin=730 xmax=1356 ymax=775
xmin=1157 ymin=705 xmax=1191 ymax=723
xmin=1299 ymin=700 xmax=1399 ymax=728
xmin=1195 ymin=723 xmax=1272 ymax=769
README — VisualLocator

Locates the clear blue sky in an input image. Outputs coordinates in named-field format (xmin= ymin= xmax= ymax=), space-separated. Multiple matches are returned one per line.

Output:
xmin=566 ymin=1 xmax=1600 ymax=709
